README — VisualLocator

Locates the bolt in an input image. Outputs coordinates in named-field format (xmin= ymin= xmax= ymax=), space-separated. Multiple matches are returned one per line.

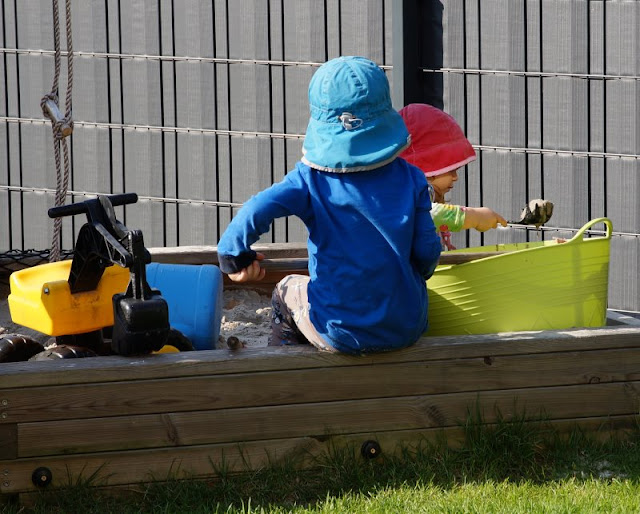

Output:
xmin=1 ymin=413 xmax=7 ymax=419
xmin=43 ymin=287 xmax=50 ymax=295
xmin=2 ymin=481 xmax=9 ymax=488
xmin=1 ymin=400 xmax=7 ymax=406
xmin=3 ymin=470 xmax=8 ymax=476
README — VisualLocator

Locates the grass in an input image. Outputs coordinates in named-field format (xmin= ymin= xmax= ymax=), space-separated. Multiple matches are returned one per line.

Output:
xmin=3 ymin=414 xmax=640 ymax=514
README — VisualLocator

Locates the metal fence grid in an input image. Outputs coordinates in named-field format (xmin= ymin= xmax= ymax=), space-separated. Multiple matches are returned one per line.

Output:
xmin=1 ymin=0 xmax=638 ymax=311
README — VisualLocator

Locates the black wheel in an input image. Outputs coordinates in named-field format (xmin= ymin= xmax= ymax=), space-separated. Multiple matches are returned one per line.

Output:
xmin=0 ymin=334 xmax=45 ymax=363
xmin=360 ymin=440 xmax=382 ymax=460
xmin=56 ymin=330 xmax=110 ymax=355
xmin=165 ymin=328 xmax=194 ymax=352
xmin=29 ymin=345 xmax=98 ymax=360
xmin=31 ymin=467 xmax=52 ymax=488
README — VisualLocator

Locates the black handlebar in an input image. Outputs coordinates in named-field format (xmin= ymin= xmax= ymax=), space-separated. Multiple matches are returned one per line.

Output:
xmin=48 ymin=193 xmax=138 ymax=219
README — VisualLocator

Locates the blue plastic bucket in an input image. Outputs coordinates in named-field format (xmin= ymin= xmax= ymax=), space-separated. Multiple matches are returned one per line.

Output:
xmin=146 ymin=263 xmax=223 ymax=351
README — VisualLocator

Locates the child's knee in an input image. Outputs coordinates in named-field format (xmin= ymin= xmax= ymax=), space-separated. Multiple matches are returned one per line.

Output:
xmin=269 ymin=286 xmax=306 ymax=346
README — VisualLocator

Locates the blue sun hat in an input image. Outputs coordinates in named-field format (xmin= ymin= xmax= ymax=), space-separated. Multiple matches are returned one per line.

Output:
xmin=301 ymin=56 xmax=410 ymax=173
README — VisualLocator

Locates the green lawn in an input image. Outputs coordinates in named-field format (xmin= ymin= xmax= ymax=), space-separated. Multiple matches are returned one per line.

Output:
xmin=4 ymin=416 xmax=640 ymax=513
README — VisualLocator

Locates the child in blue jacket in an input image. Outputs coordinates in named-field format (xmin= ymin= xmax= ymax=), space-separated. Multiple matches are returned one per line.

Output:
xmin=217 ymin=56 xmax=441 ymax=354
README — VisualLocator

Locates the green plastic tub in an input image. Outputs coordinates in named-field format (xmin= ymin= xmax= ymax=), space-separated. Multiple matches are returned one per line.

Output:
xmin=426 ymin=218 xmax=612 ymax=336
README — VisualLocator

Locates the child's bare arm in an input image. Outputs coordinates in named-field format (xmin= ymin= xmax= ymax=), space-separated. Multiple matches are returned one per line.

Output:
xmin=228 ymin=253 xmax=266 ymax=282
xmin=462 ymin=207 xmax=507 ymax=232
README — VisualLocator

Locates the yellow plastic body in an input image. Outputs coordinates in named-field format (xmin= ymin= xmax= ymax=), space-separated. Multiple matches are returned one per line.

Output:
xmin=153 ymin=345 xmax=180 ymax=354
xmin=8 ymin=260 xmax=130 ymax=336
xmin=426 ymin=218 xmax=613 ymax=336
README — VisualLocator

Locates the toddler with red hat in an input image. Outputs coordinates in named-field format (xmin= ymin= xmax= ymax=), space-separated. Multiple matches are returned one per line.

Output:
xmin=399 ymin=103 xmax=507 ymax=250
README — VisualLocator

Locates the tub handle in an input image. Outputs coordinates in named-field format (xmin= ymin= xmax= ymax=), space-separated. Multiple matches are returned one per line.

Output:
xmin=568 ymin=217 xmax=613 ymax=244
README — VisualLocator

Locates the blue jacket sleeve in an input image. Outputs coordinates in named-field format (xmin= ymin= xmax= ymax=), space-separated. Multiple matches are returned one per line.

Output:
xmin=411 ymin=181 xmax=441 ymax=279
xmin=217 ymin=170 xmax=310 ymax=274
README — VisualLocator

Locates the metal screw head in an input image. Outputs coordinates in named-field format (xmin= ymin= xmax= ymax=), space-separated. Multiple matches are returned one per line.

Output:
xmin=31 ymin=467 xmax=53 ymax=488
xmin=2 ymin=481 xmax=9 ymax=488
xmin=1 ymin=413 xmax=7 ymax=419
xmin=43 ymin=287 xmax=50 ymax=295
xmin=1 ymin=400 xmax=7 ymax=406
xmin=360 ymin=440 xmax=382 ymax=460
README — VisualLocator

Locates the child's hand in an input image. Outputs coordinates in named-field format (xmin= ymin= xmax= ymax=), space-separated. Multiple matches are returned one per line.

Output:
xmin=227 ymin=252 xmax=266 ymax=282
xmin=464 ymin=207 xmax=508 ymax=232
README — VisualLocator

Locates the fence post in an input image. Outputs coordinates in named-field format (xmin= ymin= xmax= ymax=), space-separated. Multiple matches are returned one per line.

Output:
xmin=392 ymin=0 xmax=443 ymax=110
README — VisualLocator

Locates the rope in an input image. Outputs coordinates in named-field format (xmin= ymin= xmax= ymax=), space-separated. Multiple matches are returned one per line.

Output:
xmin=40 ymin=0 xmax=74 ymax=263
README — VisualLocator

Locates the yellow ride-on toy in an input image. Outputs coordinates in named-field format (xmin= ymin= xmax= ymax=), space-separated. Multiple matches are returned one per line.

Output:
xmin=7 ymin=193 xmax=181 ymax=358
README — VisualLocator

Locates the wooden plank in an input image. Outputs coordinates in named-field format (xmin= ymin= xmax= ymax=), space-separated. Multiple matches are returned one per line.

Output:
xmin=147 ymin=244 xmax=506 ymax=267
xmin=17 ymin=381 xmax=640 ymax=457
xmin=223 ymin=270 xmax=301 ymax=290
xmin=1 ymin=436 xmax=322 ymax=495
xmin=1 ymin=327 xmax=639 ymax=389
xmin=330 ymin=414 xmax=640 ymax=452
xmin=6 ymin=243 xmax=506 ymax=288
xmin=547 ymin=414 xmax=640 ymax=442
xmin=241 ymin=254 xmax=509 ymax=274
xmin=0 ymin=424 xmax=17 ymax=459
xmin=3 ymin=414 xmax=638 ymax=495
xmin=14 ymin=414 xmax=639 ymax=506
xmin=1 ymin=245 xmax=506 ymax=282
xmin=147 ymin=243 xmax=309 ymax=264
xmin=4 ymin=347 xmax=640 ymax=425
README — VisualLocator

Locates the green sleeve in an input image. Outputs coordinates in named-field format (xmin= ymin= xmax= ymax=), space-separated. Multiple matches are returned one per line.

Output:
xmin=430 ymin=203 xmax=466 ymax=232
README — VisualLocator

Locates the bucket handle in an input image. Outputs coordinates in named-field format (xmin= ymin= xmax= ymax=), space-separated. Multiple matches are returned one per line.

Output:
xmin=567 ymin=217 xmax=613 ymax=244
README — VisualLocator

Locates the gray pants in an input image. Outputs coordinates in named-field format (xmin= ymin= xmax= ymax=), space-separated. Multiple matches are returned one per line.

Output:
xmin=269 ymin=275 xmax=337 ymax=352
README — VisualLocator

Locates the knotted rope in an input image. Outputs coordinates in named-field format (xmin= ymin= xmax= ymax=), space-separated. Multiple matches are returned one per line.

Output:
xmin=40 ymin=0 xmax=74 ymax=262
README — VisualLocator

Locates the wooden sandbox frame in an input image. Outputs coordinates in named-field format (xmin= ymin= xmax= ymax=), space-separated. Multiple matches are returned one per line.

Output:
xmin=1 ymin=243 xmax=640 ymax=499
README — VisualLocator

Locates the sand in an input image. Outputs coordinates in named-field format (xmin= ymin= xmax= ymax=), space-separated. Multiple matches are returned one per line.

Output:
xmin=217 ymin=288 xmax=272 ymax=348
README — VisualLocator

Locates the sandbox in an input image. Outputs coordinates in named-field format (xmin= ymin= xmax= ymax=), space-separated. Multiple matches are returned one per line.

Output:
xmin=1 ymin=241 xmax=639 ymax=501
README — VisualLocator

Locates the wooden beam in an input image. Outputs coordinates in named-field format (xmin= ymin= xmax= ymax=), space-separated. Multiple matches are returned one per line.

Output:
xmin=2 ymin=414 xmax=638 ymax=495
xmin=1 ymin=327 xmax=639 ymax=389
xmin=147 ymin=243 xmax=308 ymax=264
xmin=14 ymin=414 xmax=640 ymax=504
xmin=147 ymin=246 xmax=507 ymax=268
xmin=0 ymin=424 xmax=17 ymax=459
xmin=1 ymin=436 xmax=322 ymax=495
xmin=16 ymin=380 xmax=640 ymax=458
xmin=4 ymin=347 xmax=640 ymax=426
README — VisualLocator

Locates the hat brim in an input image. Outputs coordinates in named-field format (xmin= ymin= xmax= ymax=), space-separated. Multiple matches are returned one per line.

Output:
xmin=302 ymin=109 xmax=410 ymax=173
xmin=423 ymin=154 xmax=476 ymax=177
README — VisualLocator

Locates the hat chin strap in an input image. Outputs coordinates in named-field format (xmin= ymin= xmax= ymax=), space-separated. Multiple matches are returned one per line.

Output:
xmin=338 ymin=112 xmax=363 ymax=130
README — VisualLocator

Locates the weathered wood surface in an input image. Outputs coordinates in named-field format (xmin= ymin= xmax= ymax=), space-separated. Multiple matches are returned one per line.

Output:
xmin=3 ymin=344 xmax=640 ymax=425
xmin=6 ymin=414 xmax=637 ymax=498
xmin=18 ymin=381 xmax=640 ymax=458
xmin=144 ymin=244 xmax=508 ymax=289
xmin=2 ymin=327 xmax=639 ymax=388
xmin=0 ymin=425 xmax=17 ymax=460
xmin=1 ymin=325 xmax=640 ymax=495
xmin=147 ymin=245 xmax=507 ymax=267
xmin=149 ymin=243 xmax=309 ymax=263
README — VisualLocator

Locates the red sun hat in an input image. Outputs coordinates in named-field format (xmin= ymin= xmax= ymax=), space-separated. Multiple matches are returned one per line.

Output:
xmin=398 ymin=103 xmax=476 ymax=177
